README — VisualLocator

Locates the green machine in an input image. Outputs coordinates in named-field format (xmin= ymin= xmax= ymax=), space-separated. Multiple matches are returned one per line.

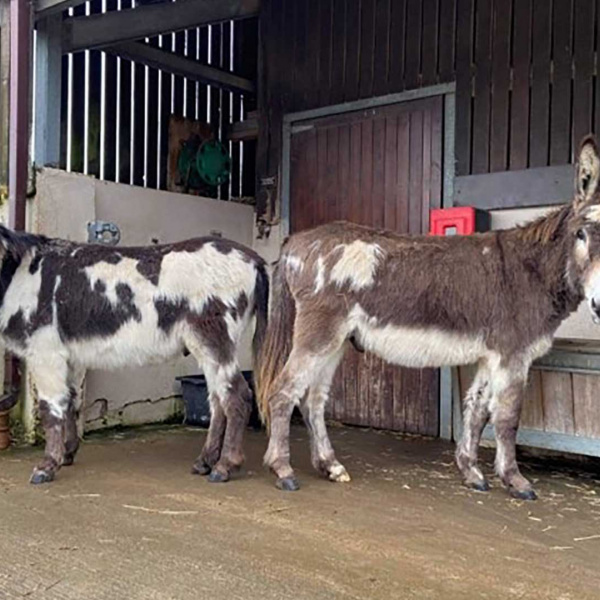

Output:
xmin=177 ymin=135 xmax=232 ymax=192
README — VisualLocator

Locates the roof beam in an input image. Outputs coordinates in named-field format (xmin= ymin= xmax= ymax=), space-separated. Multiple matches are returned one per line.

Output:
xmin=63 ymin=0 xmax=260 ymax=54
xmin=35 ymin=1 xmax=84 ymax=18
xmin=106 ymin=42 xmax=255 ymax=95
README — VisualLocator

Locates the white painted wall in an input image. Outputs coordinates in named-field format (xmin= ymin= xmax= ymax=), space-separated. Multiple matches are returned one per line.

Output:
xmin=28 ymin=168 xmax=256 ymax=434
xmin=490 ymin=206 xmax=600 ymax=341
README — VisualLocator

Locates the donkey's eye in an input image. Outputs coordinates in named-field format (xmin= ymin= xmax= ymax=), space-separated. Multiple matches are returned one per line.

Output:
xmin=576 ymin=228 xmax=588 ymax=242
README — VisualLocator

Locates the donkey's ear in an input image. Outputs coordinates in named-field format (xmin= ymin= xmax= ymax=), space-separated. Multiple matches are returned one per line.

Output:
xmin=575 ymin=135 xmax=600 ymax=209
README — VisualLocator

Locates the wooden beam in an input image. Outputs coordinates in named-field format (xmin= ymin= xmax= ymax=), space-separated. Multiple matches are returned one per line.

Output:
xmin=35 ymin=0 xmax=84 ymax=18
xmin=106 ymin=41 xmax=255 ymax=94
xmin=34 ymin=13 xmax=62 ymax=166
xmin=226 ymin=115 xmax=258 ymax=141
xmin=63 ymin=0 xmax=260 ymax=53
xmin=454 ymin=164 xmax=575 ymax=210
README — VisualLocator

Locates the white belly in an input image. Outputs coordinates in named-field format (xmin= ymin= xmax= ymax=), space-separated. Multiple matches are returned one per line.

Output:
xmin=356 ymin=322 xmax=487 ymax=368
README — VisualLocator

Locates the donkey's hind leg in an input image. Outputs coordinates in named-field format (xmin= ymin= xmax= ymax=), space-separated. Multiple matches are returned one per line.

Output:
xmin=490 ymin=367 xmax=536 ymax=500
xmin=455 ymin=361 xmax=492 ymax=492
xmin=300 ymin=347 xmax=349 ymax=483
xmin=191 ymin=395 xmax=226 ymax=476
xmin=206 ymin=365 xmax=253 ymax=483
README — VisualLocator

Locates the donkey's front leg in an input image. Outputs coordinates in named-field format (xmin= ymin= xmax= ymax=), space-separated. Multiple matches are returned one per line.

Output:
xmin=491 ymin=377 xmax=536 ymax=500
xmin=192 ymin=396 xmax=226 ymax=476
xmin=63 ymin=366 xmax=86 ymax=467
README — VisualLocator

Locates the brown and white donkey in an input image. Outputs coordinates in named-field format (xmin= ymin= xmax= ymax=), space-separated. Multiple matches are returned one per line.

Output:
xmin=257 ymin=135 xmax=600 ymax=500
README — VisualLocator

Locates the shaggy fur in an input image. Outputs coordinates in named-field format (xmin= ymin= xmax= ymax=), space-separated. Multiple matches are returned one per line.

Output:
xmin=0 ymin=231 xmax=268 ymax=484
xmin=257 ymin=134 xmax=600 ymax=499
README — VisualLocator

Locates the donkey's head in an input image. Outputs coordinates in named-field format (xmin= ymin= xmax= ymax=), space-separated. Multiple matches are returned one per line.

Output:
xmin=568 ymin=135 xmax=600 ymax=323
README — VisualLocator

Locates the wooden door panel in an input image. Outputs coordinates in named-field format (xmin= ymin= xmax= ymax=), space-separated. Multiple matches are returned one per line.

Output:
xmin=290 ymin=97 xmax=443 ymax=435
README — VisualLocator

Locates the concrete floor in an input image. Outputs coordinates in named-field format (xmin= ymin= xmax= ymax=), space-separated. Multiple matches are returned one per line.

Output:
xmin=0 ymin=424 xmax=599 ymax=600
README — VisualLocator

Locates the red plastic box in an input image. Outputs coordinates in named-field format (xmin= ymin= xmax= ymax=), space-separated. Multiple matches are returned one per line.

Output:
xmin=429 ymin=206 xmax=490 ymax=236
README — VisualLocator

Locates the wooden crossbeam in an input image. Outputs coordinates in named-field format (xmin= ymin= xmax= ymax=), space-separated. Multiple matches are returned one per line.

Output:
xmin=35 ymin=0 xmax=84 ymax=17
xmin=106 ymin=41 xmax=255 ymax=95
xmin=63 ymin=0 xmax=260 ymax=53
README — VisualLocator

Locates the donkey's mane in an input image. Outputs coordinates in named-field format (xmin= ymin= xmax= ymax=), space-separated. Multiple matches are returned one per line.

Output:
xmin=511 ymin=204 xmax=572 ymax=245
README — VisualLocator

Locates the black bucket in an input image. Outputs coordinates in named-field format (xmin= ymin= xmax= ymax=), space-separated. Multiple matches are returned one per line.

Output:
xmin=177 ymin=371 xmax=262 ymax=430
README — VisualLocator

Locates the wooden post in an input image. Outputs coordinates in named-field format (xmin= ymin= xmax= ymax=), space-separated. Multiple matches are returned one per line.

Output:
xmin=34 ymin=12 xmax=62 ymax=166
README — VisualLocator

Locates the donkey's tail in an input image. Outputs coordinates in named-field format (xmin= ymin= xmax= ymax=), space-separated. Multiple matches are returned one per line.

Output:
xmin=252 ymin=261 xmax=270 ymax=367
xmin=255 ymin=259 xmax=295 ymax=428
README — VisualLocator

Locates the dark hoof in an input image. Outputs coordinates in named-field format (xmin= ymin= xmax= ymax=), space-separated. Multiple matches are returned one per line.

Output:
xmin=191 ymin=462 xmax=211 ymax=476
xmin=208 ymin=469 xmax=230 ymax=483
xmin=30 ymin=469 xmax=55 ymax=485
xmin=62 ymin=455 xmax=75 ymax=467
xmin=510 ymin=487 xmax=538 ymax=501
xmin=468 ymin=480 xmax=491 ymax=493
xmin=276 ymin=476 xmax=300 ymax=492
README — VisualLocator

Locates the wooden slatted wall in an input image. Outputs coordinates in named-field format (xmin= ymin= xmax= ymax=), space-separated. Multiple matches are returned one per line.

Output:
xmin=258 ymin=0 xmax=600 ymax=215
xmin=53 ymin=1 xmax=258 ymax=199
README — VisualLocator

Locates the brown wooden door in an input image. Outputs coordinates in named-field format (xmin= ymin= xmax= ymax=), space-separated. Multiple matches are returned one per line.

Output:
xmin=289 ymin=96 xmax=443 ymax=435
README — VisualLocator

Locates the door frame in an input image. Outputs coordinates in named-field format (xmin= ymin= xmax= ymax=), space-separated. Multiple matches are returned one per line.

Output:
xmin=280 ymin=82 xmax=456 ymax=440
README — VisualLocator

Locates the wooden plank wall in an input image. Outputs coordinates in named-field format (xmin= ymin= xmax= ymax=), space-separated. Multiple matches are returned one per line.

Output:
xmin=458 ymin=365 xmax=600 ymax=438
xmin=258 ymin=0 xmax=600 ymax=216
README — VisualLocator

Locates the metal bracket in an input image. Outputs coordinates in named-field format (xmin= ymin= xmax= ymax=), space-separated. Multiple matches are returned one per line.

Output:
xmin=87 ymin=220 xmax=121 ymax=246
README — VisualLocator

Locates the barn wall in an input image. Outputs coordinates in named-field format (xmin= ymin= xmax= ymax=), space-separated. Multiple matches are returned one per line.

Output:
xmin=257 ymin=0 xmax=600 ymax=217
xmin=28 ymin=168 xmax=256 ymax=435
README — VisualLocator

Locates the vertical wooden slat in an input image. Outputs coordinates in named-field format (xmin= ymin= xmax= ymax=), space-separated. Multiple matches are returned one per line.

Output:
xmin=145 ymin=39 xmax=159 ymax=190
xmin=318 ymin=0 xmax=333 ymax=108
xmin=572 ymin=0 xmax=595 ymax=149
xmin=489 ymin=0 xmax=511 ymax=172
xmin=383 ymin=115 xmax=398 ymax=230
xmin=372 ymin=0 xmax=391 ymax=97
xmin=316 ymin=127 xmax=328 ymax=226
xmin=421 ymin=0 xmax=438 ymax=87
xmin=541 ymin=371 xmax=575 ymax=434
xmin=70 ymin=3 xmax=86 ymax=173
xmin=103 ymin=0 xmax=118 ymax=182
xmin=408 ymin=109 xmax=423 ymax=233
xmin=421 ymin=106 xmax=432 ymax=228
xmin=220 ymin=24 xmax=231 ymax=200
xmin=455 ymin=0 xmax=474 ymax=175
xmin=173 ymin=30 xmax=185 ymax=116
xmin=438 ymin=0 xmax=456 ymax=83
xmin=572 ymin=374 xmax=600 ymax=438
xmin=509 ymin=0 xmax=531 ymax=170
xmin=396 ymin=110 xmax=410 ymax=234
xmin=421 ymin=369 xmax=439 ymax=435
xmin=360 ymin=119 xmax=374 ymax=226
xmin=529 ymin=0 xmax=552 ymax=168
xmin=471 ymin=0 xmax=492 ymax=174
xmin=344 ymin=0 xmax=361 ymax=102
xmin=185 ymin=28 xmax=197 ymax=118
xmin=209 ymin=24 xmax=221 ymax=146
xmin=550 ymin=0 xmax=573 ymax=166
xmin=359 ymin=0 xmax=376 ymax=99
xmin=372 ymin=116 xmax=386 ymax=228
xmin=158 ymin=39 xmax=173 ymax=189
xmin=330 ymin=0 xmax=346 ymax=105
xmin=521 ymin=370 xmax=545 ymax=430
xmin=388 ymin=0 xmax=406 ymax=92
xmin=326 ymin=127 xmax=339 ymax=222
xmin=404 ymin=0 xmax=422 ymax=89
xmin=118 ymin=56 xmax=132 ymax=183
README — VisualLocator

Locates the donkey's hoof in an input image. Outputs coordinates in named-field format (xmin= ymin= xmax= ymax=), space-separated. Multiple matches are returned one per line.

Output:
xmin=208 ymin=469 xmax=230 ymax=483
xmin=30 ymin=469 xmax=55 ymax=485
xmin=276 ymin=476 xmax=300 ymax=492
xmin=191 ymin=462 xmax=211 ymax=476
xmin=510 ymin=487 xmax=538 ymax=501
xmin=468 ymin=480 xmax=490 ymax=493
xmin=328 ymin=465 xmax=351 ymax=483
xmin=62 ymin=454 xmax=75 ymax=467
